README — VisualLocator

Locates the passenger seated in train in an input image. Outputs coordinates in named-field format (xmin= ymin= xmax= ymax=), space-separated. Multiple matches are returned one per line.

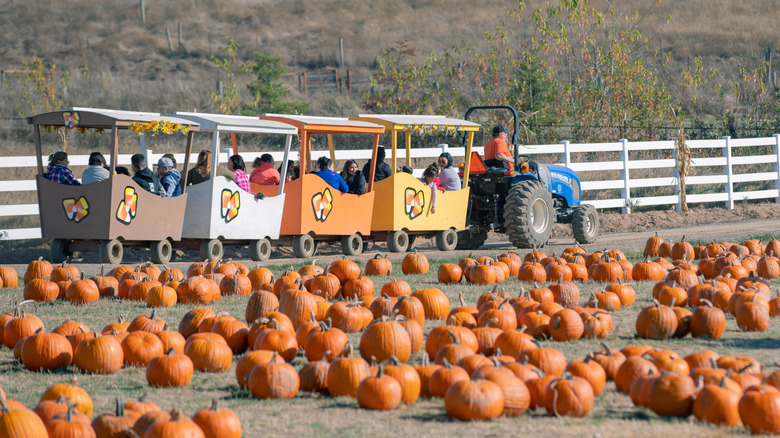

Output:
xmin=340 ymin=159 xmax=366 ymax=195
xmin=250 ymin=154 xmax=281 ymax=185
xmin=228 ymin=155 xmax=251 ymax=193
xmin=154 ymin=157 xmax=182 ymax=197
xmin=82 ymin=152 xmax=109 ymax=184
xmin=362 ymin=146 xmax=392 ymax=182
xmin=279 ymin=160 xmax=297 ymax=183
xmin=313 ymin=156 xmax=349 ymax=193
xmin=437 ymin=151 xmax=461 ymax=191
xmin=422 ymin=164 xmax=439 ymax=213
xmin=44 ymin=151 xmax=80 ymax=186
xmin=187 ymin=149 xmax=235 ymax=186
xmin=131 ymin=153 xmax=156 ymax=193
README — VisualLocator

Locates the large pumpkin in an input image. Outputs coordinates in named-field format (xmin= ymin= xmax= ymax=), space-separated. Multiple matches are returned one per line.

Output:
xmin=411 ymin=288 xmax=450 ymax=320
xmin=401 ymin=250 xmax=429 ymax=274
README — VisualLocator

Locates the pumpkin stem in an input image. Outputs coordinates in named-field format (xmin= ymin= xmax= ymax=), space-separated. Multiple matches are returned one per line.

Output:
xmin=115 ymin=396 xmax=124 ymax=417
xmin=445 ymin=327 xmax=459 ymax=344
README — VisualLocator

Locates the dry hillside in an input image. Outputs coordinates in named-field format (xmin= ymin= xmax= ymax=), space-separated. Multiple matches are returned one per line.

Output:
xmin=1 ymin=0 xmax=779 ymax=127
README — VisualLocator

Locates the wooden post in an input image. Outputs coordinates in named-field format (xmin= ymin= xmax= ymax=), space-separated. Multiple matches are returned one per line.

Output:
xmin=619 ymin=138 xmax=631 ymax=214
xmin=178 ymin=21 xmax=182 ymax=50
xmin=773 ymin=134 xmax=780 ymax=204
xmin=166 ymin=29 xmax=173 ymax=55
xmin=766 ymin=47 xmax=772 ymax=87
xmin=723 ymin=136 xmax=734 ymax=210
xmin=140 ymin=0 xmax=146 ymax=24
xmin=346 ymin=70 xmax=351 ymax=92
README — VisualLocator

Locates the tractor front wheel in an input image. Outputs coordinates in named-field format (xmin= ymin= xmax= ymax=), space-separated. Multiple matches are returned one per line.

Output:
xmin=503 ymin=180 xmax=555 ymax=248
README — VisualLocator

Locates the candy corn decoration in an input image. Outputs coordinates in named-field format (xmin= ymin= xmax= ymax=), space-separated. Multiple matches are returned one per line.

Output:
xmin=115 ymin=186 xmax=138 ymax=225
xmin=220 ymin=189 xmax=240 ymax=223
xmin=62 ymin=111 xmax=80 ymax=128
xmin=404 ymin=187 xmax=424 ymax=220
xmin=311 ymin=188 xmax=333 ymax=222
xmin=62 ymin=196 xmax=89 ymax=222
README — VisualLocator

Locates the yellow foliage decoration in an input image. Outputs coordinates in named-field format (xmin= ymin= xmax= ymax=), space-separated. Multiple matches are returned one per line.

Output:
xmin=130 ymin=120 xmax=191 ymax=136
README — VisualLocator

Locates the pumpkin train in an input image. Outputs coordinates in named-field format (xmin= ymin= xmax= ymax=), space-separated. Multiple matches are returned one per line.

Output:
xmin=31 ymin=108 xmax=483 ymax=265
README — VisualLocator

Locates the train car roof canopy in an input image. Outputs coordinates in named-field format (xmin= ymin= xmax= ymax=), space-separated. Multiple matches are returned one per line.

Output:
xmin=171 ymin=112 xmax=297 ymax=135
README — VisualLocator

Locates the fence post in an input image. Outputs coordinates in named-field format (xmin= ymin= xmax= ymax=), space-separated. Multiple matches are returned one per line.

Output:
xmin=140 ymin=135 xmax=149 ymax=164
xmin=439 ymin=143 xmax=448 ymax=154
xmin=560 ymin=140 xmax=570 ymax=168
xmin=773 ymin=134 xmax=780 ymax=203
xmin=619 ymin=138 xmax=631 ymax=214
xmin=723 ymin=136 xmax=734 ymax=210
xmin=672 ymin=138 xmax=681 ymax=212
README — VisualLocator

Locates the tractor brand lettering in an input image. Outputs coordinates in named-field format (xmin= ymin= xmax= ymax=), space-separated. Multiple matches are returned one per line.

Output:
xmin=550 ymin=172 xmax=572 ymax=186
xmin=62 ymin=196 xmax=89 ymax=223
xmin=220 ymin=189 xmax=241 ymax=223
xmin=404 ymin=187 xmax=425 ymax=220
xmin=63 ymin=111 xmax=80 ymax=128
xmin=311 ymin=188 xmax=333 ymax=222
xmin=115 ymin=186 xmax=138 ymax=225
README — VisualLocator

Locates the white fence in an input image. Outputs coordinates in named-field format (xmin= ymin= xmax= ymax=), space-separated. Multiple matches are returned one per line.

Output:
xmin=2 ymin=135 xmax=779 ymax=240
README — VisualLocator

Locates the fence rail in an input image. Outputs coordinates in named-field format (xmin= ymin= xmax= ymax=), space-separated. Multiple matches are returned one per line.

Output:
xmin=2 ymin=134 xmax=779 ymax=240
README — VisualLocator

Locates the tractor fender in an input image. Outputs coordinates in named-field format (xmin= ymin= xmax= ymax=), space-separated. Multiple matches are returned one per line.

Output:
xmin=545 ymin=164 xmax=581 ymax=208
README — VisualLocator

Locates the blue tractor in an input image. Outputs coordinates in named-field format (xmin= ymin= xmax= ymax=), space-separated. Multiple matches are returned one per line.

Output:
xmin=456 ymin=105 xmax=599 ymax=249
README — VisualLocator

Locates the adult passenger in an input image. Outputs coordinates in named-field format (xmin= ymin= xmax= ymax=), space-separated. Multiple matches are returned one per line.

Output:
xmin=313 ymin=156 xmax=348 ymax=193
xmin=437 ymin=151 xmax=461 ymax=191
xmin=44 ymin=151 xmax=80 ymax=185
xmin=340 ymin=159 xmax=366 ymax=195
xmin=250 ymin=154 xmax=281 ymax=185
xmin=131 ymin=153 xmax=156 ymax=193
xmin=362 ymin=146 xmax=392 ymax=182
xmin=187 ymin=150 xmax=234 ymax=186
xmin=81 ymin=152 xmax=110 ymax=184
xmin=154 ymin=157 xmax=182 ymax=197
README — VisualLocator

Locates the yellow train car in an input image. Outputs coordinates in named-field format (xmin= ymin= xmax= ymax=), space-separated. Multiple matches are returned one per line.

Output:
xmin=350 ymin=115 xmax=481 ymax=251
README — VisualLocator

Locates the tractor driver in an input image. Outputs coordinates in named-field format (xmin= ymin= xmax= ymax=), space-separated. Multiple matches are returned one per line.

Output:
xmin=484 ymin=125 xmax=514 ymax=171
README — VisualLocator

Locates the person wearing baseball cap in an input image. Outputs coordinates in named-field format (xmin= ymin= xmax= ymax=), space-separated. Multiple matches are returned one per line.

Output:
xmin=154 ymin=156 xmax=182 ymax=197
xmin=484 ymin=125 xmax=514 ymax=170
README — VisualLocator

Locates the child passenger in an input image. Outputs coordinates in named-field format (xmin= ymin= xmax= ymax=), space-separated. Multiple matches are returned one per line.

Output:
xmin=422 ymin=164 xmax=438 ymax=213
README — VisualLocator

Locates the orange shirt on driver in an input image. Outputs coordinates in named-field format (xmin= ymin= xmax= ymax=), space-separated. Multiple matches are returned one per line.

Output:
xmin=484 ymin=137 xmax=514 ymax=170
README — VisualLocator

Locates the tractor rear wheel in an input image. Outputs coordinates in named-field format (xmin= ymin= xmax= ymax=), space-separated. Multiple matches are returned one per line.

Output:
xmin=572 ymin=204 xmax=599 ymax=244
xmin=503 ymin=180 xmax=555 ymax=248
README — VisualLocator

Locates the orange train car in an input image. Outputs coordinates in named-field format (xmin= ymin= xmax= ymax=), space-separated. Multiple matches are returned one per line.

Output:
xmin=253 ymin=114 xmax=385 ymax=258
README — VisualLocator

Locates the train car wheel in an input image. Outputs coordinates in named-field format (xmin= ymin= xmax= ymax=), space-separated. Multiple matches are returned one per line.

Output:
xmin=340 ymin=234 xmax=364 ymax=256
xmin=292 ymin=234 xmax=316 ymax=258
xmin=99 ymin=239 xmax=123 ymax=264
xmin=249 ymin=238 xmax=273 ymax=261
xmin=435 ymin=229 xmax=458 ymax=251
xmin=387 ymin=230 xmax=409 ymax=253
xmin=200 ymin=239 xmax=224 ymax=261
xmin=51 ymin=239 xmax=71 ymax=263
xmin=150 ymin=239 xmax=173 ymax=264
